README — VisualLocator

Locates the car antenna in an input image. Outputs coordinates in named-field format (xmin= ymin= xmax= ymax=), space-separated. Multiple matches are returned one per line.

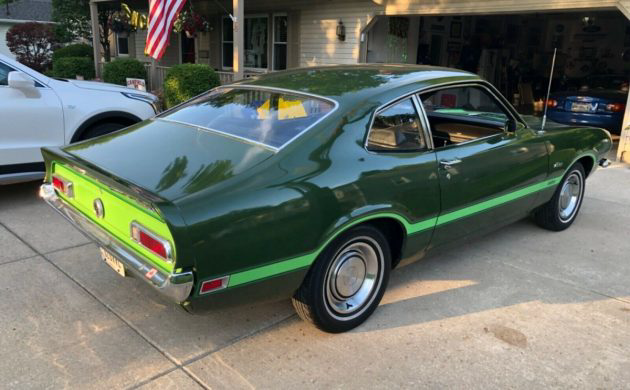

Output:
xmin=541 ymin=48 xmax=558 ymax=131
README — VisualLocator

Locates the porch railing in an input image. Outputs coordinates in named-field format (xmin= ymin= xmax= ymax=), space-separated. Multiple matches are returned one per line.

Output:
xmin=98 ymin=62 xmax=263 ymax=92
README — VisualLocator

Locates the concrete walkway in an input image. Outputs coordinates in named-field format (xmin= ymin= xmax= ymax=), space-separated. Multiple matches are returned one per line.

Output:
xmin=0 ymin=164 xmax=629 ymax=389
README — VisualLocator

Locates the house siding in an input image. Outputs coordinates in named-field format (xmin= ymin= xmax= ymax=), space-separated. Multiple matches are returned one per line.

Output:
xmin=120 ymin=0 xmax=628 ymax=69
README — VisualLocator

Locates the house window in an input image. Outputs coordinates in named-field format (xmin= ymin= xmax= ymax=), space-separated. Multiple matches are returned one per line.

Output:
xmin=117 ymin=34 xmax=129 ymax=56
xmin=224 ymin=16 xmax=269 ymax=69
xmin=244 ymin=16 xmax=268 ymax=69
xmin=273 ymin=14 xmax=287 ymax=70
xmin=223 ymin=14 xmax=288 ymax=71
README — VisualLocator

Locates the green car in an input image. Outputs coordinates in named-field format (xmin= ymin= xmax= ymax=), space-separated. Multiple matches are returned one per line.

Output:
xmin=40 ymin=65 xmax=613 ymax=333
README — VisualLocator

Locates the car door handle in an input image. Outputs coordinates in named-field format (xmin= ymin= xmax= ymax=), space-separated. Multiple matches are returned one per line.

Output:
xmin=439 ymin=159 xmax=462 ymax=166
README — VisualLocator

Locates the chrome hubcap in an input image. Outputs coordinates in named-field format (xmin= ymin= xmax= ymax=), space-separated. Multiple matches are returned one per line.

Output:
xmin=558 ymin=172 xmax=583 ymax=222
xmin=324 ymin=238 xmax=382 ymax=318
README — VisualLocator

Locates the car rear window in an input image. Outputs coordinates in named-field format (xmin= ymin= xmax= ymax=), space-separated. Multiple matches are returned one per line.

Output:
xmin=159 ymin=87 xmax=335 ymax=149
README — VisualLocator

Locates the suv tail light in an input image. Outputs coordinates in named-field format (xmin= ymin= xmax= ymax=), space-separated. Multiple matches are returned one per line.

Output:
xmin=131 ymin=221 xmax=173 ymax=262
xmin=606 ymin=103 xmax=625 ymax=113
xmin=52 ymin=175 xmax=74 ymax=198
xmin=546 ymin=99 xmax=558 ymax=108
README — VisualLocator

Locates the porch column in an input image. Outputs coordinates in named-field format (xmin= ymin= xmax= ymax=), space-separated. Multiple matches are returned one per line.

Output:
xmin=616 ymin=92 xmax=630 ymax=163
xmin=232 ymin=0 xmax=244 ymax=81
xmin=89 ymin=1 xmax=101 ymax=79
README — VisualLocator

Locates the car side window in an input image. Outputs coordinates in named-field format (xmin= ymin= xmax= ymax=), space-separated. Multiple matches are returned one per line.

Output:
xmin=0 ymin=62 xmax=14 ymax=86
xmin=419 ymin=86 xmax=509 ymax=148
xmin=367 ymin=98 xmax=427 ymax=152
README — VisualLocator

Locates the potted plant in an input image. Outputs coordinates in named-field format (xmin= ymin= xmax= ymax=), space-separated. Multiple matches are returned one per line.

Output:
xmin=174 ymin=9 xmax=211 ymax=38
xmin=110 ymin=11 xmax=135 ymax=37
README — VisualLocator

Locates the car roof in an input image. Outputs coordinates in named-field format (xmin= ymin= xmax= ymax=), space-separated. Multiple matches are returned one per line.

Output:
xmin=235 ymin=64 xmax=480 ymax=108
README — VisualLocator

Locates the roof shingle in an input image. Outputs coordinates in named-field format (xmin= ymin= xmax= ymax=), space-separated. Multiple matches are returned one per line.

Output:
xmin=0 ymin=0 xmax=53 ymax=22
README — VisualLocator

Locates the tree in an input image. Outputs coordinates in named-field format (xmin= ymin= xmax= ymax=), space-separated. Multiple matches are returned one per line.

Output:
xmin=51 ymin=0 xmax=91 ymax=43
xmin=51 ymin=0 xmax=118 ymax=62
xmin=6 ymin=22 xmax=57 ymax=72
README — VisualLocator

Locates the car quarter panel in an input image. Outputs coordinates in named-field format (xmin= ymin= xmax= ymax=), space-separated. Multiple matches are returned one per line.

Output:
xmin=530 ymin=126 xmax=612 ymax=206
xmin=174 ymin=105 xmax=440 ymax=304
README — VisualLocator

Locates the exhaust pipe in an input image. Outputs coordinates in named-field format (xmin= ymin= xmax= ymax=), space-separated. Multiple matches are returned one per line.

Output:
xmin=599 ymin=159 xmax=611 ymax=168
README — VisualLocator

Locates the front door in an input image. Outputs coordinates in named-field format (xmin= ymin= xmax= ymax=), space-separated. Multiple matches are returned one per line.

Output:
xmin=0 ymin=61 xmax=64 ymax=168
xmin=418 ymin=84 xmax=549 ymax=247
xmin=181 ymin=34 xmax=195 ymax=63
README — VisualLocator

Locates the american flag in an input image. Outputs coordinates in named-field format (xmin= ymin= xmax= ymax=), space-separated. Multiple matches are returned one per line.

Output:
xmin=145 ymin=0 xmax=187 ymax=60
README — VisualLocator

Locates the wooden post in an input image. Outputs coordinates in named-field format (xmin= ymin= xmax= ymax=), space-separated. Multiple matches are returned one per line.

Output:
xmin=232 ymin=0 xmax=244 ymax=81
xmin=150 ymin=59 xmax=157 ymax=92
xmin=89 ymin=1 xmax=101 ymax=79
xmin=616 ymin=91 xmax=630 ymax=163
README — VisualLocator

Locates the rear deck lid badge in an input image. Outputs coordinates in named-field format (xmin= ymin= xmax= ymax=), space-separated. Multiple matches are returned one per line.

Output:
xmin=93 ymin=198 xmax=105 ymax=218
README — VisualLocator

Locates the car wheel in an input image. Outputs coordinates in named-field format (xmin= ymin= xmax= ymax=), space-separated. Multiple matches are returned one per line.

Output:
xmin=292 ymin=225 xmax=391 ymax=333
xmin=533 ymin=162 xmax=585 ymax=231
xmin=79 ymin=122 xmax=127 ymax=141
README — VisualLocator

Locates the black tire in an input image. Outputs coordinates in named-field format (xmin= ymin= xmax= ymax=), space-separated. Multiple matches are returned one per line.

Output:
xmin=78 ymin=122 xmax=127 ymax=141
xmin=533 ymin=163 xmax=586 ymax=231
xmin=292 ymin=225 xmax=391 ymax=333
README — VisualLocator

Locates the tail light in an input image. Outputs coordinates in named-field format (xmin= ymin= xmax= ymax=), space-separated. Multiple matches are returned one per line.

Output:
xmin=546 ymin=99 xmax=558 ymax=108
xmin=606 ymin=103 xmax=625 ymax=113
xmin=200 ymin=276 xmax=230 ymax=294
xmin=130 ymin=221 xmax=173 ymax=262
xmin=52 ymin=175 xmax=74 ymax=198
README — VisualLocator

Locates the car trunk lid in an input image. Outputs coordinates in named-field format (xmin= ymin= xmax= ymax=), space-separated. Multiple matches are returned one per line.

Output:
xmin=60 ymin=118 xmax=275 ymax=202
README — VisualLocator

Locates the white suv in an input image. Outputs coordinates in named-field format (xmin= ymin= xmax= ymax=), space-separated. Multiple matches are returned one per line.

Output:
xmin=0 ymin=53 xmax=158 ymax=184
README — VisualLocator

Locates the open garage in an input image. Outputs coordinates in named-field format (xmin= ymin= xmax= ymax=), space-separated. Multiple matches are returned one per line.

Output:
xmin=362 ymin=9 xmax=629 ymax=155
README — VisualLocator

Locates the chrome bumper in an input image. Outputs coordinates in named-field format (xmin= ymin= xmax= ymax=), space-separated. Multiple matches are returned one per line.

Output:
xmin=39 ymin=184 xmax=193 ymax=303
xmin=599 ymin=158 xmax=611 ymax=168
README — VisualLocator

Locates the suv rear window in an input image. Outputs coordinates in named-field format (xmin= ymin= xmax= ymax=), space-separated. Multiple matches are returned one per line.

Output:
xmin=160 ymin=87 xmax=335 ymax=149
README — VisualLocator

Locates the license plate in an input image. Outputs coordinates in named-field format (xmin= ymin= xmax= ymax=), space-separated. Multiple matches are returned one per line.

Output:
xmin=571 ymin=102 xmax=595 ymax=113
xmin=100 ymin=248 xmax=126 ymax=277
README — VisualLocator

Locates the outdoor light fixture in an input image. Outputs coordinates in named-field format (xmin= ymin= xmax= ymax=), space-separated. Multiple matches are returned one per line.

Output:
xmin=336 ymin=20 xmax=346 ymax=41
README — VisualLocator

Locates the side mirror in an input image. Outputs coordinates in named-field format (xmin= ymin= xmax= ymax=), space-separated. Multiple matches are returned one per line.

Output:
xmin=8 ymin=71 xmax=35 ymax=89
xmin=504 ymin=118 xmax=517 ymax=134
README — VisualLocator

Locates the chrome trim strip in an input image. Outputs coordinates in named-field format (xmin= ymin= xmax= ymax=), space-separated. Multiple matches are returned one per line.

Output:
xmin=415 ymin=81 xmax=524 ymax=127
xmin=157 ymin=85 xmax=340 ymax=152
xmin=363 ymin=79 xmax=526 ymax=154
xmin=412 ymin=94 xmax=435 ymax=150
xmin=39 ymin=184 xmax=193 ymax=303
xmin=156 ymin=118 xmax=280 ymax=152
xmin=363 ymin=96 xmax=432 ymax=153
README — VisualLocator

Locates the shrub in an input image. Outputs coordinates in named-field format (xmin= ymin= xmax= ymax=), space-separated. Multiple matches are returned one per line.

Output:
xmin=102 ymin=58 xmax=147 ymax=86
xmin=6 ymin=22 xmax=57 ymax=72
xmin=52 ymin=57 xmax=95 ymax=79
xmin=163 ymin=64 xmax=220 ymax=108
xmin=52 ymin=43 xmax=93 ymax=62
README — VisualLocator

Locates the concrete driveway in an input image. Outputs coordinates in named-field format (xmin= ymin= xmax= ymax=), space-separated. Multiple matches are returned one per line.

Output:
xmin=1 ymin=165 xmax=629 ymax=389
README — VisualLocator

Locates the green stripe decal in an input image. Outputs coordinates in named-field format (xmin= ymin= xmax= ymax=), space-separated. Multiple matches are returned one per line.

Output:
xmin=224 ymin=177 xmax=561 ymax=288
xmin=436 ymin=177 xmax=561 ymax=225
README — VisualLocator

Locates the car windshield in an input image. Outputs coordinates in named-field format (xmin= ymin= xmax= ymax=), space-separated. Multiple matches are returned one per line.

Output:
xmin=159 ymin=87 xmax=335 ymax=149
